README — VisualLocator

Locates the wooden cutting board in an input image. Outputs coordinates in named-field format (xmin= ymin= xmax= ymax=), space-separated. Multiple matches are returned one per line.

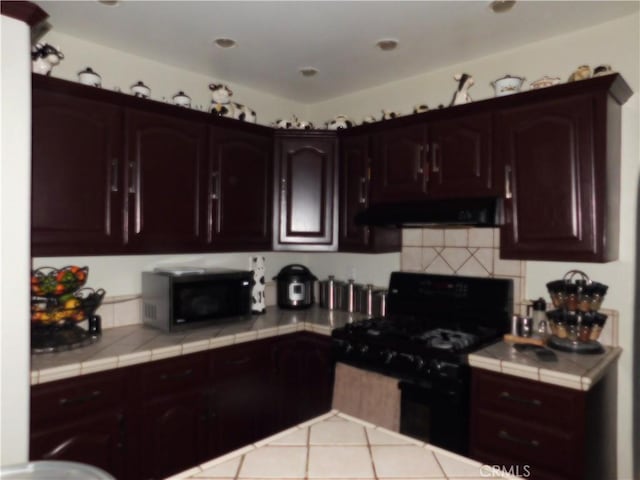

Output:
xmin=503 ymin=333 xmax=547 ymax=346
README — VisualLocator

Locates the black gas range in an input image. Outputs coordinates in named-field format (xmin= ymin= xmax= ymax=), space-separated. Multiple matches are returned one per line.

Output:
xmin=331 ymin=271 xmax=513 ymax=455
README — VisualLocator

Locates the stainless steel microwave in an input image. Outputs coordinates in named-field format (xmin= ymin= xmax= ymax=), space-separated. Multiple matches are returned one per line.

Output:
xmin=142 ymin=268 xmax=253 ymax=332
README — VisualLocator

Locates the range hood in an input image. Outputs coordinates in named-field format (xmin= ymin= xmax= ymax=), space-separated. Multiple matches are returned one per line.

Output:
xmin=354 ymin=197 xmax=503 ymax=228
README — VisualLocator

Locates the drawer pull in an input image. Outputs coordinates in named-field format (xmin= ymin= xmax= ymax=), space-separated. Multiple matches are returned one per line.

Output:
xmin=160 ymin=368 xmax=193 ymax=381
xmin=225 ymin=356 xmax=251 ymax=366
xmin=499 ymin=391 xmax=542 ymax=407
xmin=498 ymin=429 xmax=540 ymax=448
xmin=59 ymin=389 xmax=101 ymax=406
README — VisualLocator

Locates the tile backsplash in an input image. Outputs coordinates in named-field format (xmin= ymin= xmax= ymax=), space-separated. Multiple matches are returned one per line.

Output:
xmin=401 ymin=228 xmax=526 ymax=313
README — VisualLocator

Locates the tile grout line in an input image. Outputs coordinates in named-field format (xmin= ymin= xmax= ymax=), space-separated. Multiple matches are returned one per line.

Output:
xmin=305 ymin=424 xmax=311 ymax=480
xmin=363 ymin=424 xmax=380 ymax=480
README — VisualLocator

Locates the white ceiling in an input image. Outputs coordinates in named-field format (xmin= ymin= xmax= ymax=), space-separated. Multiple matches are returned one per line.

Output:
xmin=34 ymin=1 xmax=639 ymax=103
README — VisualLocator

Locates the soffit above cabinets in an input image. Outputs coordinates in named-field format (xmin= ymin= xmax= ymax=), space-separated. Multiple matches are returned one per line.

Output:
xmin=34 ymin=1 xmax=639 ymax=103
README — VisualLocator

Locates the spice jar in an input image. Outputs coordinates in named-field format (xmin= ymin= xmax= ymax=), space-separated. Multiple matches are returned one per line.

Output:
xmin=566 ymin=314 xmax=579 ymax=341
xmin=564 ymin=284 xmax=579 ymax=311
xmin=546 ymin=280 xmax=565 ymax=308
xmin=578 ymin=315 xmax=593 ymax=342
xmin=590 ymin=284 xmax=608 ymax=311
xmin=553 ymin=311 xmax=568 ymax=339
xmin=589 ymin=313 xmax=607 ymax=341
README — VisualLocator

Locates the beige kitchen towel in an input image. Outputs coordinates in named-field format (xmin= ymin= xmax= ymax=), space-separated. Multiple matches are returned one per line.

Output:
xmin=332 ymin=362 xmax=400 ymax=431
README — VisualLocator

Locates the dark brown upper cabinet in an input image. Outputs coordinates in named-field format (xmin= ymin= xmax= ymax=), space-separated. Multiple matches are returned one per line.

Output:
xmin=496 ymin=75 xmax=632 ymax=262
xmin=124 ymin=109 xmax=206 ymax=253
xmin=31 ymin=86 xmax=125 ymax=256
xmin=428 ymin=112 xmax=495 ymax=198
xmin=368 ymin=112 xmax=495 ymax=202
xmin=207 ymin=127 xmax=273 ymax=250
xmin=273 ymin=131 xmax=338 ymax=251
xmin=338 ymin=134 xmax=401 ymax=252
xmin=369 ymin=123 xmax=428 ymax=203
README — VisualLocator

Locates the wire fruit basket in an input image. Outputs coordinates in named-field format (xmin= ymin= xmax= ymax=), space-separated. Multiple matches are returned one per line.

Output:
xmin=31 ymin=266 xmax=105 ymax=353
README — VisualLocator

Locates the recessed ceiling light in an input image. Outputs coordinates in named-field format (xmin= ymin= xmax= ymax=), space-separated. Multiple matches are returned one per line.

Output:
xmin=214 ymin=38 xmax=237 ymax=48
xmin=489 ymin=0 xmax=516 ymax=13
xmin=98 ymin=0 xmax=120 ymax=5
xmin=299 ymin=67 xmax=318 ymax=77
xmin=376 ymin=39 xmax=399 ymax=51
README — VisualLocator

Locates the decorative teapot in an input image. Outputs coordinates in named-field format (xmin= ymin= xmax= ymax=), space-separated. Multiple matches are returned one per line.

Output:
xmin=77 ymin=67 xmax=101 ymax=87
xmin=172 ymin=91 xmax=191 ymax=107
xmin=131 ymin=81 xmax=150 ymax=98
xmin=491 ymin=74 xmax=525 ymax=96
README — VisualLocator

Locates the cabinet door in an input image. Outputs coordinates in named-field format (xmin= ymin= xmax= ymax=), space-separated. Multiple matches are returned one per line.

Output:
xmin=370 ymin=123 xmax=427 ymax=202
xmin=339 ymin=135 xmax=401 ymax=253
xmin=339 ymin=135 xmax=370 ymax=249
xmin=274 ymin=133 xmax=338 ymax=250
xmin=31 ymin=88 xmax=124 ymax=256
xmin=497 ymin=96 xmax=601 ymax=261
xmin=139 ymin=391 xmax=208 ymax=480
xmin=209 ymin=340 xmax=273 ymax=455
xmin=428 ymin=112 xmax=495 ymax=198
xmin=208 ymin=127 xmax=272 ymax=250
xmin=271 ymin=333 xmax=334 ymax=429
xmin=30 ymin=412 xmax=126 ymax=480
xmin=125 ymin=109 xmax=206 ymax=252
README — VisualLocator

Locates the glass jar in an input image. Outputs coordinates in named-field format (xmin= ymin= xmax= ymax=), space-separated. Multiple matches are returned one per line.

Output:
xmin=578 ymin=316 xmax=593 ymax=342
xmin=589 ymin=313 xmax=607 ymax=341
xmin=564 ymin=284 xmax=579 ymax=311
xmin=566 ymin=315 xmax=579 ymax=341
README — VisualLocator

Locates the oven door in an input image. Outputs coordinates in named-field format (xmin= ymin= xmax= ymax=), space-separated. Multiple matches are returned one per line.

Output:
xmin=399 ymin=377 xmax=470 ymax=456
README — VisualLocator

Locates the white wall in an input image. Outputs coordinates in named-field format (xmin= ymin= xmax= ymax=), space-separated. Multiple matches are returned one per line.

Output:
xmin=308 ymin=14 xmax=640 ymax=479
xmin=41 ymin=30 xmax=310 ymax=126
xmin=0 ymin=15 xmax=33 ymax=466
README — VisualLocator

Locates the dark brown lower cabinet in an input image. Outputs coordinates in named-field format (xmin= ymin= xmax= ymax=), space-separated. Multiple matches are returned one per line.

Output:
xmin=30 ymin=412 xmax=126 ymax=480
xmin=30 ymin=332 xmax=334 ymax=480
xmin=271 ymin=332 xmax=334 ymax=430
xmin=470 ymin=368 xmax=617 ymax=480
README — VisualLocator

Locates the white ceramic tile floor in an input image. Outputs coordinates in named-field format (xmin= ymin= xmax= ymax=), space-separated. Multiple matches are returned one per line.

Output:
xmin=371 ymin=445 xmax=444 ymax=478
xmin=310 ymin=420 xmax=368 ymax=445
xmin=239 ymin=446 xmax=307 ymax=478
xmin=307 ymin=446 xmax=374 ymax=478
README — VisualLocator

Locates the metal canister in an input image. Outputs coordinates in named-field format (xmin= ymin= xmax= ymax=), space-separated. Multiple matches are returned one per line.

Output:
xmin=355 ymin=283 xmax=375 ymax=316
xmin=319 ymin=275 xmax=337 ymax=309
xmin=339 ymin=279 xmax=357 ymax=312
xmin=372 ymin=289 xmax=388 ymax=317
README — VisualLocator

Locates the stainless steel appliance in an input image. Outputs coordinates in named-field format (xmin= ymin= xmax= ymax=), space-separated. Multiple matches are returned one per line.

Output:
xmin=142 ymin=267 xmax=253 ymax=332
xmin=331 ymin=272 xmax=513 ymax=455
xmin=273 ymin=264 xmax=317 ymax=309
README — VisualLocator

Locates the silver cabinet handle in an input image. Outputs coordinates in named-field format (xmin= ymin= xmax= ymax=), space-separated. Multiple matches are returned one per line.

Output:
xmin=505 ymin=165 xmax=513 ymax=199
xmin=128 ymin=161 xmax=136 ymax=194
xmin=499 ymin=391 xmax=542 ymax=407
xmin=110 ymin=158 xmax=119 ymax=192
xmin=59 ymin=390 xmax=101 ymax=406
xmin=211 ymin=172 xmax=219 ymax=200
xmin=358 ymin=177 xmax=367 ymax=204
xmin=431 ymin=143 xmax=440 ymax=173
xmin=498 ymin=429 xmax=540 ymax=448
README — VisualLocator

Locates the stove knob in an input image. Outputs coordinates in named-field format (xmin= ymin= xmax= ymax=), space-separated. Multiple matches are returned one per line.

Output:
xmin=341 ymin=341 xmax=354 ymax=354
xmin=413 ymin=356 xmax=425 ymax=371
xmin=380 ymin=349 xmax=396 ymax=364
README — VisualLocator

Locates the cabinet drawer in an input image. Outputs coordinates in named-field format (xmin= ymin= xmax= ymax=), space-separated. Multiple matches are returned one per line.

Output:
xmin=31 ymin=370 xmax=125 ymax=425
xmin=472 ymin=409 xmax=581 ymax=478
xmin=210 ymin=340 xmax=270 ymax=382
xmin=140 ymin=353 xmax=208 ymax=399
xmin=472 ymin=369 xmax=584 ymax=428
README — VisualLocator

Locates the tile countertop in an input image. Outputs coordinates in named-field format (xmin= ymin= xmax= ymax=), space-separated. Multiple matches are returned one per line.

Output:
xmin=31 ymin=306 xmax=364 ymax=385
xmin=167 ymin=410 xmax=517 ymax=480
xmin=468 ymin=340 xmax=622 ymax=391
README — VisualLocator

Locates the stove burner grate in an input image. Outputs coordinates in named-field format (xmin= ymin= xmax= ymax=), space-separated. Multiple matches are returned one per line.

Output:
xmin=413 ymin=328 xmax=479 ymax=351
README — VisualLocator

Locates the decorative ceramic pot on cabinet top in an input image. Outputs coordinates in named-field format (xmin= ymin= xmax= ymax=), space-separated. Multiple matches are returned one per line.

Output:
xmin=529 ymin=75 xmax=561 ymax=90
xmin=172 ymin=91 xmax=191 ymax=107
xmin=77 ymin=67 xmax=102 ymax=87
xmin=491 ymin=74 xmax=525 ymax=96
xmin=131 ymin=81 xmax=150 ymax=98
